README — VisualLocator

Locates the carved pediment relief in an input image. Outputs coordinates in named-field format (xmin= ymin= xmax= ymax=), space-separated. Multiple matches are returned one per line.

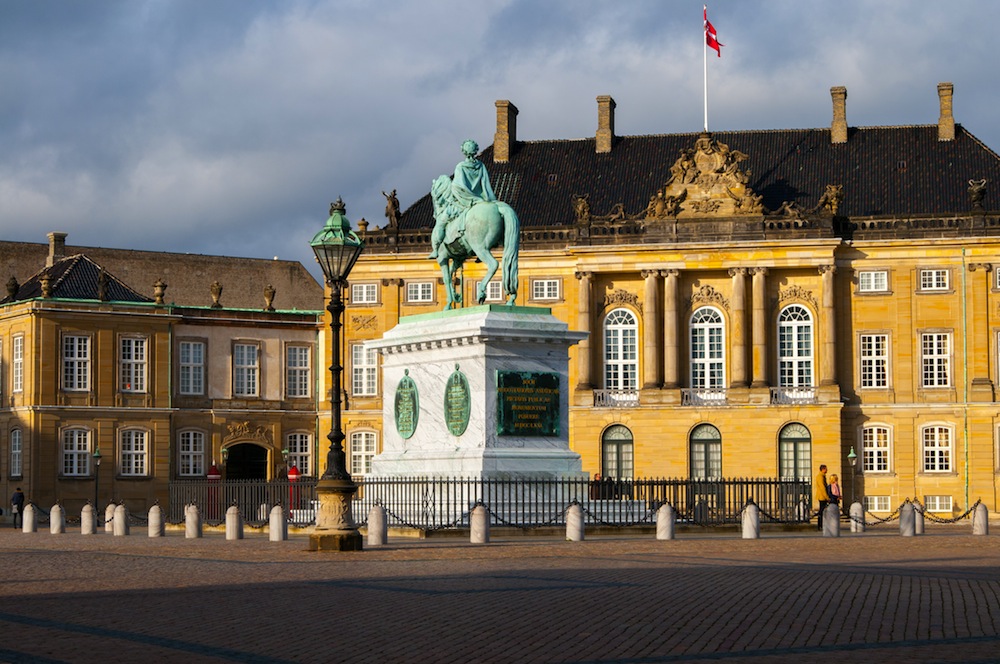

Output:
xmin=224 ymin=421 xmax=271 ymax=445
xmin=604 ymin=288 xmax=642 ymax=313
xmin=688 ymin=284 xmax=730 ymax=311
xmin=777 ymin=285 xmax=818 ymax=310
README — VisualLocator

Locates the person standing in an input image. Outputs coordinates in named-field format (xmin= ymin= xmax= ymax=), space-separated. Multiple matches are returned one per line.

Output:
xmin=10 ymin=487 xmax=24 ymax=529
xmin=828 ymin=473 xmax=842 ymax=510
xmin=814 ymin=465 xmax=829 ymax=531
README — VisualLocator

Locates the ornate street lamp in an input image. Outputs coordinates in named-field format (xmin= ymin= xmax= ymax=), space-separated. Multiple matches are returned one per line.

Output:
xmin=309 ymin=197 xmax=365 ymax=552
xmin=92 ymin=446 xmax=102 ymax=509
xmin=847 ymin=446 xmax=858 ymax=505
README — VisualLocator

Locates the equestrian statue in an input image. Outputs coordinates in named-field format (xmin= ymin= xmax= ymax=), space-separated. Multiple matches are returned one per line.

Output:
xmin=428 ymin=139 xmax=520 ymax=309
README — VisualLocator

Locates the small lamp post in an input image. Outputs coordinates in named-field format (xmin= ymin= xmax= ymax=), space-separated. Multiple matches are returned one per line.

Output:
xmin=308 ymin=197 xmax=365 ymax=552
xmin=92 ymin=446 xmax=102 ymax=509
xmin=847 ymin=446 xmax=858 ymax=505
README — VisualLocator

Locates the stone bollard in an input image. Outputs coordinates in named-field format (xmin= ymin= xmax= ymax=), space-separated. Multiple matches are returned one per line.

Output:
xmin=899 ymin=502 xmax=916 ymax=537
xmin=104 ymin=503 xmax=116 ymax=534
xmin=742 ymin=502 xmax=760 ymax=539
xmin=914 ymin=507 xmax=924 ymax=535
xmin=366 ymin=505 xmax=387 ymax=546
xmin=148 ymin=505 xmax=164 ymax=538
xmin=49 ymin=504 xmax=65 ymax=534
xmin=22 ymin=504 xmax=37 ymax=533
xmin=81 ymin=504 xmax=96 ymax=535
xmin=269 ymin=505 xmax=288 ymax=542
xmin=225 ymin=505 xmax=244 ymax=540
xmin=850 ymin=502 xmax=865 ymax=533
xmin=113 ymin=504 xmax=129 ymax=536
xmin=566 ymin=503 xmax=585 ymax=541
xmin=656 ymin=503 xmax=676 ymax=540
xmin=973 ymin=503 xmax=989 ymax=536
xmin=470 ymin=505 xmax=489 ymax=544
xmin=823 ymin=503 xmax=840 ymax=537
xmin=185 ymin=504 xmax=203 ymax=539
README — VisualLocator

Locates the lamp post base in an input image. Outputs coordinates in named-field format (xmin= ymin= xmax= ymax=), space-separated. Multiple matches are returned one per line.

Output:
xmin=308 ymin=478 xmax=363 ymax=552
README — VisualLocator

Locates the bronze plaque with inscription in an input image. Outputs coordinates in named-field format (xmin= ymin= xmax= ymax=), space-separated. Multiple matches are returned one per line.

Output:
xmin=496 ymin=371 xmax=560 ymax=436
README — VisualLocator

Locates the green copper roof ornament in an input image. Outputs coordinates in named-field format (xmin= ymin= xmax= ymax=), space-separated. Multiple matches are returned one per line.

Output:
xmin=310 ymin=197 xmax=365 ymax=286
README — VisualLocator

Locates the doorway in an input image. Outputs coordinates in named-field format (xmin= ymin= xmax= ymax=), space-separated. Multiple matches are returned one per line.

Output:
xmin=225 ymin=443 xmax=268 ymax=480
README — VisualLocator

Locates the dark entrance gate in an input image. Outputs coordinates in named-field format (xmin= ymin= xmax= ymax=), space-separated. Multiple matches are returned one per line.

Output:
xmin=225 ymin=443 xmax=268 ymax=480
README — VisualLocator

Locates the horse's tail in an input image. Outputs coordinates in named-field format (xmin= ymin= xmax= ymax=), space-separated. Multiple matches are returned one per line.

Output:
xmin=497 ymin=201 xmax=520 ymax=301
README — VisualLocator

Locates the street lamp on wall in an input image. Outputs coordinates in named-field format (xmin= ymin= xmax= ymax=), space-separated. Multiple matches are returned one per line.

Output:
xmin=847 ymin=446 xmax=858 ymax=505
xmin=92 ymin=446 xmax=102 ymax=509
xmin=308 ymin=197 xmax=365 ymax=552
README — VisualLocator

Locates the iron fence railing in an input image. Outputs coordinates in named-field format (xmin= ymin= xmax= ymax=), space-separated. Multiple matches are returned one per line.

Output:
xmin=168 ymin=476 xmax=811 ymax=529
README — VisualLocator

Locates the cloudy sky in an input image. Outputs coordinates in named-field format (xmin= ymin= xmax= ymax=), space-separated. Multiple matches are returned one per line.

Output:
xmin=2 ymin=1 xmax=998 ymax=280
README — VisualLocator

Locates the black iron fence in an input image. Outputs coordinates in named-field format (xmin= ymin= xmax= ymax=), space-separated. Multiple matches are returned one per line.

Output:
xmin=169 ymin=477 xmax=811 ymax=529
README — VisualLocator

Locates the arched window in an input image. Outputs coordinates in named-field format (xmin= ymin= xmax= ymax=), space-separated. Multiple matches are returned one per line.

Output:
xmin=604 ymin=308 xmax=638 ymax=392
xmin=778 ymin=305 xmax=813 ymax=388
xmin=601 ymin=425 xmax=634 ymax=480
xmin=349 ymin=431 xmax=378 ymax=477
xmin=690 ymin=307 xmax=725 ymax=391
xmin=119 ymin=429 xmax=149 ymax=477
xmin=690 ymin=424 xmax=722 ymax=479
xmin=921 ymin=424 xmax=952 ymax=472
xmin=778 ymin=423 xmax=812 ymax=480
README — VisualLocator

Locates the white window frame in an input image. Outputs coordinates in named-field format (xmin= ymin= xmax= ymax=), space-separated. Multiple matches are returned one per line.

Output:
xmin=690 ymin=307 xmax=725 ymax=391
xmin=604 ymin=308 xmax=638 ymax=391
xmin=919 ymin=268 xmax=949 ymax=291
xmin=12 ymin=335 xmax=23 ymax=393
xmin=286 ymin=432 xmax=312 ymax=476
xmin=119 ymin=337 xmax=147 ymax=393
xmin=920 ymin=332 xmax=951 ymax=387
xmin=179 ymin=340 xmax=205 ymax=396
xmin=351 ymin=344 xmax=378 ymax=396
xmin=777 ymin=305 xmax=813 ymax=389
xmin=405 ymin=281 xmax=434 ymax=303
xmin=351 ymin=283 xmax=379 ymax=305
xmin=349 ymin=431 xmax=377 ymax=477
xmin=531 ymin=279 xmax=561 ymax=301
xmin=861 ymin=424 xmax=891 ymax=473
xmin=62 ymin=335 xmax=91 ymax=392
xmin=9 ymin=428 xmax=22 ymax=477
xmin=119 ymin=429 xmax=148 ymax=477
xmin=61 ymin=428 xmax=91 ymax=477
xmin=859 ymin=333 xmax=888 ymax=389
xmin=484 ymin=280 xmax=504 ymax=302
xmin=233 ymin=342 xmax=260 ymax=397
xmin=178 ymin=430 xmax=205 ymax=477
xmin=864 ymin=495 xmax=891 ymax=512
xmin=924 ymin=495 xmax=953 ymax=512
xmin=858 ymin=270 xmax=889 ymax=293
xmin=286 ymin=345 xmax=311 ymax=399
xmin=921 ymin=425 xmax=953 ymax=473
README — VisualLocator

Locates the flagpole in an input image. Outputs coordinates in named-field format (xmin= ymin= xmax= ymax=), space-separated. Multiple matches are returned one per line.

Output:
xmin=703 ymin=6 xmax=709 ymax=132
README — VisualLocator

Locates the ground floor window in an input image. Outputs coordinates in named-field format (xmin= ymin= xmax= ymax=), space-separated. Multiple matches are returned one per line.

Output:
xmin=689 ymin=424 xmax=722 ymax=479
xmin=601 ymin=425 xmax=634 ymax=480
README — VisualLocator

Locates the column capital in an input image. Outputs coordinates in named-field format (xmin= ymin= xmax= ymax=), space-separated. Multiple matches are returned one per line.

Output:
xmin=969 ymin=262 xmax=993 ymax=273
xmin=574 ymin=271 xmax=594 ymax=280
xmin=751 ymin=267 xmax=769 ymax=276
xmin=818 ymin=264 xmax=837 ymax=275
xmin=381 ymin=278 xmax=403 ymax=286
xmin=641 ymin=269 xmax=660 ymax=279
xmin=661 ymin=269 xmax=680 ymax=279
xmin=728 ymin=267 xmax=748 ymax=277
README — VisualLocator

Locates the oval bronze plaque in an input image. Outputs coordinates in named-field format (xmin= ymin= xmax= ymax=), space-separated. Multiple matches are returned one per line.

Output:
xmin=394 ymin=370 xmax=419 ymax=439
xmin=444 ymin=364 xmax=471 ymax=436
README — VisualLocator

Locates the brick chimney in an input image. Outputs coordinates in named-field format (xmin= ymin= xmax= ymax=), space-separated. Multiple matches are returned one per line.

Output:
xmin=493 ymin=100 xmax=518 ymax=163
xmin=596 ymin=95 xmax=616 ymax=154
xmin=47 ymin=231 xmax=67 ymax=267
xmin=830 ymin=86 xmax=848 ymax=144
xmin=938 ymin=82 xmax=955 ymax=141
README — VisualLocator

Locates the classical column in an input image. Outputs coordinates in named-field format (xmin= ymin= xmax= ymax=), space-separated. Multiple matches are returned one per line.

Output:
xmin=751 ymin=267 xmax=769 ymax=388
xmin=662 ymin=269 xmax=680 ymax=388
xmin=729 ymin=268 xmax=748 ymax=388
xmin=575 ymin=271 xmax=594 ymax=389
xmin=968 ymin=263 xmax=994 ymax=398
xmin=642 ymin=270 xmax=661 ymax=388
xmin=819 ymin=265 xmax=837 ymax=386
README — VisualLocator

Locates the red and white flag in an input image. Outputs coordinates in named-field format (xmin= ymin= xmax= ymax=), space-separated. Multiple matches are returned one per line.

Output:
xmin=704 ymin=5 xmax=722 ymax=57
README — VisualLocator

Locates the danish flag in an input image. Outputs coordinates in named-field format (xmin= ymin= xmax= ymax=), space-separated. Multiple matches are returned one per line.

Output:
xmin=704 ymin=6 xmax=722 ymax=57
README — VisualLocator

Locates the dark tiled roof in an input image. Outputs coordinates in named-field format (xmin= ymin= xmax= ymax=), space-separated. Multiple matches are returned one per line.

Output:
xmin=399 ymin=125 xmax=1000 ymax=229
xmin=4 ymin=254 xmax=152 ymax=304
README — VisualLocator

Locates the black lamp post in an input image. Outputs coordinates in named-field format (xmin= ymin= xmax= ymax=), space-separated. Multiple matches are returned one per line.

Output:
xmin=92 ymin=446 xmax=102 ymax=509
xmin=308 ymin=197 xmax=365 ymax=552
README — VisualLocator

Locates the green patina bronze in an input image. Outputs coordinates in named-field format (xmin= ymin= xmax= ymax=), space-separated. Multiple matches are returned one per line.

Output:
xmin=444 ymin=364 xmax=471 ymax=436
xmin=394 ymin=369 xmax=419 ymax=439
xmin=496 ymin=371 xmax=560 ymax=437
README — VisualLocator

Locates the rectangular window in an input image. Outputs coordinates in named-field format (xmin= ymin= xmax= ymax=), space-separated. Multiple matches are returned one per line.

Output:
xmin=287 ymin=432 xmax=311 ymax=476
xmin=179 ymin=341 xmax=205 ymax=395
xmin=351 ymin=283 xmax=378 ymax=304
xmin=10 ymin=429 xmax=22 ymax=477
xmin=62 ymin=335 xmax=90 ymax=391
xmin=120 ymin=337 xmax=147 ymax=393
xmin=350 ymin=431 xmax=377 ymax=476
xmin=858 ymin=270 xmax=888 ymax=293
xmin=920 ymin=333 xmax=951 ymax=387
xmin=178 ymin=430 xmax=205 ymax=477
xmin=864 ymin=495 xmax=891 ymax=512
xmin=62 ymin=429 xmax=91 ymax=476
xmin=119 ymin=430 xmax=148 ymax=477
xmin=352 ymin=344 xmax=378 ymax=396
xmin=924 ymin=495 xmax=953 ymax=512
xmin=233 ymin=343 xmax=259 ymax=397
xmin=922 ymin=426 xmax=952 ymax=472
xmin=406 ymin=282 xmax=434 ymax=303
xmin=531 ymin=279 xmax=560 ymax=300
xmin=860 ymin=334 xmax=888 ymax=388
xmin=919 ymin=268 xmax=949 ymax=291
xmin=862 ymin=425 xmax=890 ymax=472
xmin=484 ymin=281 xmax=503 ymax=302
xmin=286 ymin=346 xmax=311 ymax=398
xmin=12 ymin=335 xmax=23 ymax=393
